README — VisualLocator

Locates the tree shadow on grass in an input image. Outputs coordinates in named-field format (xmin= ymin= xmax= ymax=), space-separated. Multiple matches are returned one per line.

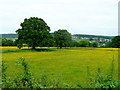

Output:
xmin=2 ymin=48 xmax=56 ymax=53
xmin=22 ymin=48 xmax=56 ymax=52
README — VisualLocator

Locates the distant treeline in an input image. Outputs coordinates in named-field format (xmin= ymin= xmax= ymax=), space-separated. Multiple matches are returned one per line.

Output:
xmin=73 ymin=34 xmax=114 ymax=39
xmin=1 ymin=33 xmax=114 ymax=39
xmin=1 ymin=34 xmax=18 ymax=38
xmin=1 ymin=38 xmax=17 ymax=46
xmin=0 ymin=38 xmax=111 ymax=48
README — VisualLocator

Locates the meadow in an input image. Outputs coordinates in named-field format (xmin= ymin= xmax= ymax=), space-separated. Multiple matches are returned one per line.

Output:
xmin=1 ymin=47 xmax=119 ymax=88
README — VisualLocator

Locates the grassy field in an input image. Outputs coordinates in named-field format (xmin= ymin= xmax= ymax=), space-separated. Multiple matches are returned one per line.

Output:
xmin=1 ymin=47 xmax=119 ymax=88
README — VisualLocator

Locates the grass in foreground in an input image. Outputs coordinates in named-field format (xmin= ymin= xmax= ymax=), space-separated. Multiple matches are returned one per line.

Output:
xmin=1 ymin=47 xmax=119 ymax=88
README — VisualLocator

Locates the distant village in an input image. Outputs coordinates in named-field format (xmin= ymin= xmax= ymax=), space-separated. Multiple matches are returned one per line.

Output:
xmin=72 ymin=35 xmax=112 ymax=47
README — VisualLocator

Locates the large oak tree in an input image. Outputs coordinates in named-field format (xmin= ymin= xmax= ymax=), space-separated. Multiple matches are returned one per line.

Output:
xmin=16 ymin=17 xmax=51 ymax=49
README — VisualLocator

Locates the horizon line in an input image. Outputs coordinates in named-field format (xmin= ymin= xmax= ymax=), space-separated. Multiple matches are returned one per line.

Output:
xmin=0 ymin=32 xmax=117 ymax=36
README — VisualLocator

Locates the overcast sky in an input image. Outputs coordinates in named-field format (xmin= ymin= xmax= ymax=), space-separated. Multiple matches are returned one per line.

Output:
xmin=0 ymin=0 xmax=119 ymax=36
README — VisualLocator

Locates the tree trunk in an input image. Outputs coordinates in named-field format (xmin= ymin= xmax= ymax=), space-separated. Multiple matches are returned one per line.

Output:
xmin=32 ymin=46 xmax=36 ymax=50
xmin=60 ymin=46 xmax=62 ymax=49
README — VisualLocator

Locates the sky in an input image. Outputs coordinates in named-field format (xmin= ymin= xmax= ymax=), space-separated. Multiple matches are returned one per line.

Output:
xmin=0 ymin=0 xmax=119 ymax=36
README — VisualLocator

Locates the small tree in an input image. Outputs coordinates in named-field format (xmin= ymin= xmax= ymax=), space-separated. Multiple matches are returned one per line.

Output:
xmin=54 ymin=29 xmax=72 ymax=49
xmin=16 ymin=17 xmax=51 ymax=49
xmin=79 ymin=40 xmax=89 ymax=47
xmin=92 ymin=42 xmax=98 ymax=47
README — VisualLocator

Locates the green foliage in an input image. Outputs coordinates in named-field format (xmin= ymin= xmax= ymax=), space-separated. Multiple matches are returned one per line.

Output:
xmin=94 ymin=67 xmax=119 ymax=89
xmin=79 ymin=40 xmax=89 ymax=47
xmin=85 ymin=53 xmax=119 ymax=89
xmin=1 ymin=38 xmax=16 ymax=46
xmin=2 ymin=58 xmax=35 ymax=88
xmin=40 ymin=34 xmax=54 ymax=47
xmin=2 ymin=61 xmax=7 ymax=86
xmin=111 ymin=36 xmax=120 ymax=48
xmin=92 ymin=42 xmax=98 ymax=47
xmin=95 ymin=74 xmax=118 ymax=88
xmin=86 ymin=58 xmax=119 ymax=89
xmin=16 ymin=17 xmax=51 ymax=49
xmin=16 ymin=57 xmax=33 ymax=87
xmin=70 ymin=40 xmax=80 ymax=47
xmin=105 ymin=42 xmax=112 ymax=48
xmin=54 ymin=29 xmax=72 ymax=48
xmin=86 ymin=66 xmax=119 ymax=89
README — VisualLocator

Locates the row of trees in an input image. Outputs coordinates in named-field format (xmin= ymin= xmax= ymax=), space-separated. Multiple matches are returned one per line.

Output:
xmin=1 ymin=37 xmax=99 ymax=47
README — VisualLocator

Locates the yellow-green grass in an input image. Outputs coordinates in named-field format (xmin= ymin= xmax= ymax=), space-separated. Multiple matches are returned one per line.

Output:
xmin=1 ymin=47 xmax=119 ymax=87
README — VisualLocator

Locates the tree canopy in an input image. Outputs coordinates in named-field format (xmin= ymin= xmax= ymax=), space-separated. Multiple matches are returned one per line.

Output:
xmin=79 ymin=40 xmax=89 ymax=47
xmin=111 ymin=36 xmax=120 ymax=48
xmin=16 ymin=17 xmax=51 ymax=49
xmin=54 ymin=29 xmax=72 ymax=48
xmin=92 ymin=42 xmax=98 ymax=47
